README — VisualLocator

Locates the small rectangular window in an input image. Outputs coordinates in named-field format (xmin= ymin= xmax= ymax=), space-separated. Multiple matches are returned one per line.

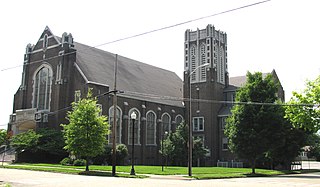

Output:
xmin=56 ymin=63 xmax=62 ymax=83
xmin=221 ymin=117 xmax=226 ymax=130
xmin=222 ymin=137 xmax=228 ymax=150
xmin=74 ymin=90 xmax=81 ymax=102
xmin=193 ymin=117 xmax=204 ymax=131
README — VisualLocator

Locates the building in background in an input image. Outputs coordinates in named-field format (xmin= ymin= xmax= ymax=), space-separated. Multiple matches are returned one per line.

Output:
xmin=8 ymin=25 xmax=284 ymax=166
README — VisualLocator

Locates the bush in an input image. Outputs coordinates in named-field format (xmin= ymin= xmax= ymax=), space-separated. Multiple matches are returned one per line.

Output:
xmin=60 ymin=157 xmax=72 ymax=165
xmin=73 ymin=159 xmax=87 ymax=166
xmin=116 ymin=144 xmax=128 ymax=165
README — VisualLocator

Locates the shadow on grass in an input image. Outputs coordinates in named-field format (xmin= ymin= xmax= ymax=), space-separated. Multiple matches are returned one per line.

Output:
xmin=79 ymin=171 xmax=113 ymax=177
xmin=244 ymin=173 xmax=270 ymax=177
xmin=79 ymin=171 xmax=148 ymax=178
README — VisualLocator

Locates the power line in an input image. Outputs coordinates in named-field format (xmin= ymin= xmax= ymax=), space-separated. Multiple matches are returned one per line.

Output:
xmin=94 ymin=0 xmax=271 ymax=47
xmin=48 ymin=90 xmax=122 ymax=115
xmin=122 ymin=90 xmax=320 ymax=107
xmin=46 ymin=89 xmax=319 ymax=117
xmin=1 ymin=0 xmax=271 ymax=72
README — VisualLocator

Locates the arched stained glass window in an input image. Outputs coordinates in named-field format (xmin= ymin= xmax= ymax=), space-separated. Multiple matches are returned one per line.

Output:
xmin=175 ymin=115 xmax=184 ymax=126
xmin=109 ymin=106 xmax=122 ymax=144
xmin=33 ymin=65 xmax=52 ymax=111
xmin=161 ymin=113 xmax=171 ymax=135
xmin=128 ymin=109 xmax=140 ymax=145
xmin=146 ymin=111 xmax=156 ymax=145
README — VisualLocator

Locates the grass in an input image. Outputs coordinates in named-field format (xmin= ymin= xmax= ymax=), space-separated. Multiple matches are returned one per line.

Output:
xmin=3 ymin=163 xmax=319 ymax=179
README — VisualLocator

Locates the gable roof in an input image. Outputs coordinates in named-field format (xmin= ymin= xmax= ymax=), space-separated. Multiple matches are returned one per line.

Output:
xmin=225 ymin=72 xmax=270 ymax=92
xmin=32 ymin=26 xmax=61 ymax=51
xmin=74 ymin=42 xmax=183 ymax=107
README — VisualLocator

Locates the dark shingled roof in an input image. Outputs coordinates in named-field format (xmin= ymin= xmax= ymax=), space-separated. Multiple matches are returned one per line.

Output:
xmin=229 ymin=75 xmax=247 ymax=88
xmin=74 ymin=42 xmax=183 ymax=107
xmin=226 ymin=73 xmax=269 ymax=91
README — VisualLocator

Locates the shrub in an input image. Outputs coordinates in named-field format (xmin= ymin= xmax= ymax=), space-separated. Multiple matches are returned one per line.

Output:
xmin=116 ymin=144 xmax=128 ymax=165
xmin=60 ymin=157 xmax=72 ymax=165
xmin=73 ymin=159 xmax=87 ymax=166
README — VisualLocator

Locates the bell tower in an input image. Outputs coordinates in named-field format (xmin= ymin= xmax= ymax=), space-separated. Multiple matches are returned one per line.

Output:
xmin=183 ymin=24 xmax=228 ymax=166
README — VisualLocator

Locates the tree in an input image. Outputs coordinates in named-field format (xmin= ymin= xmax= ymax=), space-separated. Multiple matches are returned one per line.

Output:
xmin=9 ymin=128 xmax=67 ymax=163
xmin=36 ymin=128 xmax=67 ymax=156
xmin=307 ymin=133 xmax=320 ymax=161
xmin=266 ymin=114 xmax=309 ymax=170
xmin=10 ymin=130 xmax=41 ymax=153
xmin=285 ymin=76 xmax=320 ymax=132
xmin=193 ymin=137 xmax=209 ymax=166
xmin=225 ymin=72 xmax=283 ymax=174
xmin=0 ymin=129 xmax=7 ymax=145
xmin=92 ymin=144 xmax=128 ymax=165
xmin=61 ymin=89 xmax=109 ymax=171
xmin=160 ymin=122 xmax=208 ymax=166
xmin=161 ymin=123 xmax=188 ymax=166
xmin=115 ymin=144 xmax=128 ymax=165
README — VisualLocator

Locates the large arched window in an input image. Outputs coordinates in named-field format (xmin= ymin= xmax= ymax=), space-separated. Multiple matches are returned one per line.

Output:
xmin=146 ymin=111 xmax=156 ymax=145
xmin=161 ymin=113 xmax=171 ymax=135
xmin=128 ymin=108 xmax=140 ymax=145
xmin=175 ymin=115 xmax=184 ymax=126
xmin=33 ymin=65 xmax=52 ymax=111
xmin=108 ymin=106 xmax=122 ymax=144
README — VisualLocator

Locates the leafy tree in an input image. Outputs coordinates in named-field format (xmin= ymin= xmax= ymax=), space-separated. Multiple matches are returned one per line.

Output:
xmin=160 ymin=122 xmax=208 ymax=166
xmin=267 ymin=115 xmax=309 ymax=170
xmin=61 ymin=89 xmax=109 ymax=171
xmin=285 ymin=76 xmax=320 ymax=132
xmin=9 ymin=129 xmax=67 ymax=162
xmin=0 ymin=129 xmax=7 ymax=145
xmin=115 ymin=144 xmax=128 ymax=165
xmin=161 ymin=123 xmax=188 ymax=166
xmin=225 ymin=72 xmax=283 ymax=174
xmin=36 ymin=128 xmax=67 ymax=156
xmin=193 ymin=137 xmax=209 ymax=166
xmin=10 ymin=130 xmax=41 ymax=153
xmin=307 ymin=133 xmax=320 ymax=161
xmin=92 ymin=144 xmax=128 ymax=165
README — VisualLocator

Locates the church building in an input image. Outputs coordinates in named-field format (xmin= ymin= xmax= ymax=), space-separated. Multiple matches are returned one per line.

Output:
xmin=8 ymin=25 xmax=284 ymax=166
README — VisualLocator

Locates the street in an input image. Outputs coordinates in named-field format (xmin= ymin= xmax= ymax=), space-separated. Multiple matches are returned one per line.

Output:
xmin=1 ymin=168 xmax=320 ymax=187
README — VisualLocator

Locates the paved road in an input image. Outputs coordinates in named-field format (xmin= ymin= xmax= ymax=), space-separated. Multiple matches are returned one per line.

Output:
xmin=1 ymin=168 xmax=320 ymax=187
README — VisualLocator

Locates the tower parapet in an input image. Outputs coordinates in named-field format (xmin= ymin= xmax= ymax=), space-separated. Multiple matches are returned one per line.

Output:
xmin=184 ymin=24 xmax=227 ymax=85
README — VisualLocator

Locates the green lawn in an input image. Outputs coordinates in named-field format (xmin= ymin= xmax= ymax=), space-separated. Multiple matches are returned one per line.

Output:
xmin=3 ymin=163 xmax=319 ymax=179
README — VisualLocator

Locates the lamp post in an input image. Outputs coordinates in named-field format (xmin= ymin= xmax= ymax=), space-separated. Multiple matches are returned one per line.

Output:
xmin=188 ymin=63 xmax=210 ymax=177
xmin=130 ymin=111 xmax=137 ymax=175
xmin=161 ymin=131 xmax=168 ymax=172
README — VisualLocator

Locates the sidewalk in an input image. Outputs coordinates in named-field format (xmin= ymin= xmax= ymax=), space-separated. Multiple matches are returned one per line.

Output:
xmin=146 ymin=174 xmax=192 ymax=180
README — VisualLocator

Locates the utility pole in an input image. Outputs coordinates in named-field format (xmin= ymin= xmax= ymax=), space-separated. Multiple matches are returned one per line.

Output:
xmin=112 ymin=54 xmax=118 ymax=176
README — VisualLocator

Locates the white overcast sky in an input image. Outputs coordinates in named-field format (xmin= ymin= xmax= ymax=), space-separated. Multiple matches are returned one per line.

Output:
xmin=0 ymin=0 xmax=319 ymax=129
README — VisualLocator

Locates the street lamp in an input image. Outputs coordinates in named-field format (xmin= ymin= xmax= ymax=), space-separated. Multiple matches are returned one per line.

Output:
xmin=130 ymin=111 xmax=137 ymax=175
xmin=188 ymin=63 xmax=210 ymax=176
xmin=161 ymin=131 xmax=168 ymax=172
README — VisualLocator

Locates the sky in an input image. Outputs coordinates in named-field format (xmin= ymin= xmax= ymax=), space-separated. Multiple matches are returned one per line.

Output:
xmin=0 ymin=0 xmax=319 ymax=129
